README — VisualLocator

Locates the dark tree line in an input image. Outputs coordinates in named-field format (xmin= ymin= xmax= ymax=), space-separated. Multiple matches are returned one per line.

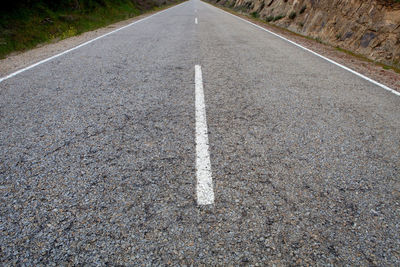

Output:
xmin=2 ymin=0 xmax=138 ymax=12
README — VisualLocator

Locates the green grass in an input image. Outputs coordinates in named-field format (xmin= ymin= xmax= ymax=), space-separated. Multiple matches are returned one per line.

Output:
xmin=0 ymin=0 xmax=183 ymax=58
xmin=335 ymin=46 xmax=400 ymax=73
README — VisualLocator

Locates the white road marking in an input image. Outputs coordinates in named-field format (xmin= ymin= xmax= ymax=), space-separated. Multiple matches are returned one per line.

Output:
xmin=203 ymin=1 xmax=400 ymax=97
xmin=0 ymin=1 xmax=188 ymax=84
xmin=195 ymin=17 xmax=198 ymax=24
xmin=195 ymin=65 xmax=214 ymax=205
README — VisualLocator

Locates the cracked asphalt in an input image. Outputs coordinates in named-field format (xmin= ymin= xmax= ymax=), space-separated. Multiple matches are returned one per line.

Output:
xmin=1 ymin=0 xmax=399 ymax=265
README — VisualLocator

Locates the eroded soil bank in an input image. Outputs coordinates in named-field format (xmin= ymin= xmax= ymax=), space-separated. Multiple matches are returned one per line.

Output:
xmin=209 ymin=0 xmax=400 ymax=69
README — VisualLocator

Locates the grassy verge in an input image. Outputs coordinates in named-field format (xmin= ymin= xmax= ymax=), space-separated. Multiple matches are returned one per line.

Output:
xmin=0 ymin=0 xmax=184 ymax=59
xmin=334 ymin=47 xmax=400 ymax=74
xmin=204 ymin=0 xmax=400 ymax=74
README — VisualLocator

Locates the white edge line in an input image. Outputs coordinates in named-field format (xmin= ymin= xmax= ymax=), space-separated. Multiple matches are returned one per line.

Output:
xmin=195 ymin=65 xmax=214 ymax=205
xmin=201 ymin=1 xmax=400 ymax=97
xmin=0 ymin=1 xmax=187 ymax=83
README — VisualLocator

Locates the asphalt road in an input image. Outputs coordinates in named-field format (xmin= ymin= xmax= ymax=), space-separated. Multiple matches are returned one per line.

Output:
xmin=1 ymin=0 xmax=399 ymax=265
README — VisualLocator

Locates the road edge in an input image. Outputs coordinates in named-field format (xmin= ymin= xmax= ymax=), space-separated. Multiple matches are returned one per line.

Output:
xmin=0 ymin=1 xmax=188 ymax=83
xmin=201 ymin=0 xmax=400 ymax=97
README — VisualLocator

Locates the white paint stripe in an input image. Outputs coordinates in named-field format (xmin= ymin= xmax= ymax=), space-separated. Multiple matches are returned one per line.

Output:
xmin=195 ymin=65 xmax=214 ymax=205
xmin=0 ymin=1 xmax=187 ymax=84
xmin=202 ymin=1 xmax=400 ymax=97
xmin=195 ymin=17 xmax=198 ymax=24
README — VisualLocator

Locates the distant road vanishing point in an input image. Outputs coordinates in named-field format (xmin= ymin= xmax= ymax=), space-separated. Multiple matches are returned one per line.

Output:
xmin=1 ymin=0 xmax=399 ymax=265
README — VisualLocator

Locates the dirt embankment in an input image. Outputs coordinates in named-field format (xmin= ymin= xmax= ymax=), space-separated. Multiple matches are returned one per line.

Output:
xmin=210 ymin=0 xmax=400 ymax=69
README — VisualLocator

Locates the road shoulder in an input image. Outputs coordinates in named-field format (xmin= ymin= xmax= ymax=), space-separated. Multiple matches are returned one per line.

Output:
xmin=0 ymin=2 xmax=185 ymax=77
xmin=203 ymin=1 xmax=400 ymax=92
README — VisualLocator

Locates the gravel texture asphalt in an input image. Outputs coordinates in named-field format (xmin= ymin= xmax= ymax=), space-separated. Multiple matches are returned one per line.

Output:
xmin=1 ymin=0 xmax=399 ymax=265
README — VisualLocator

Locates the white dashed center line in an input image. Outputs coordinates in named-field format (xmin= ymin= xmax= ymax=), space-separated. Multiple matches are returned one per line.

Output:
xmin=195 ymin=17 xmax=198 ymax=24
xmin=195 ymin=65 xmax=214 ymax=205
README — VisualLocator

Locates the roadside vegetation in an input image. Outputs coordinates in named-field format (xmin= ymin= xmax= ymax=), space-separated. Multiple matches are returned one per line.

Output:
xmin=208 ymin=0 xmax=400 ymax=74
xmin=0 ymin=0 xmax=182 ymax=58
xmin=288 ymin=11 xmax=296 ymax=20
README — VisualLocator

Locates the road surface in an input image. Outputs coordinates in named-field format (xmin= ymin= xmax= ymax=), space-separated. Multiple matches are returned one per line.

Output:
xmin=1 ymin=0 xmax=399 ymax=265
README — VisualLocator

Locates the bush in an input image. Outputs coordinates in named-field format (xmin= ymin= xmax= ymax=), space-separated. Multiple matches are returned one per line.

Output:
xmin=273 ymin=14 xmax=285 ymax=21
xmin=250 ymin=11 xmax=259 ymax=18
xmin=300 ymin=5 xmax=306 ymax=14
xmin=289 ymin=11 xmax=296 ymax=19
xmin=0 ymin=0 xmax=179 ymax=58
xmin=266 ymin=15 xmax=274 ymax=22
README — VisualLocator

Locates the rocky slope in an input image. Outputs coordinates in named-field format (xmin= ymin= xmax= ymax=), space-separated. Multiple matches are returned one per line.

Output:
xmin=209 ymin=0 xmax=400 ymax=69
